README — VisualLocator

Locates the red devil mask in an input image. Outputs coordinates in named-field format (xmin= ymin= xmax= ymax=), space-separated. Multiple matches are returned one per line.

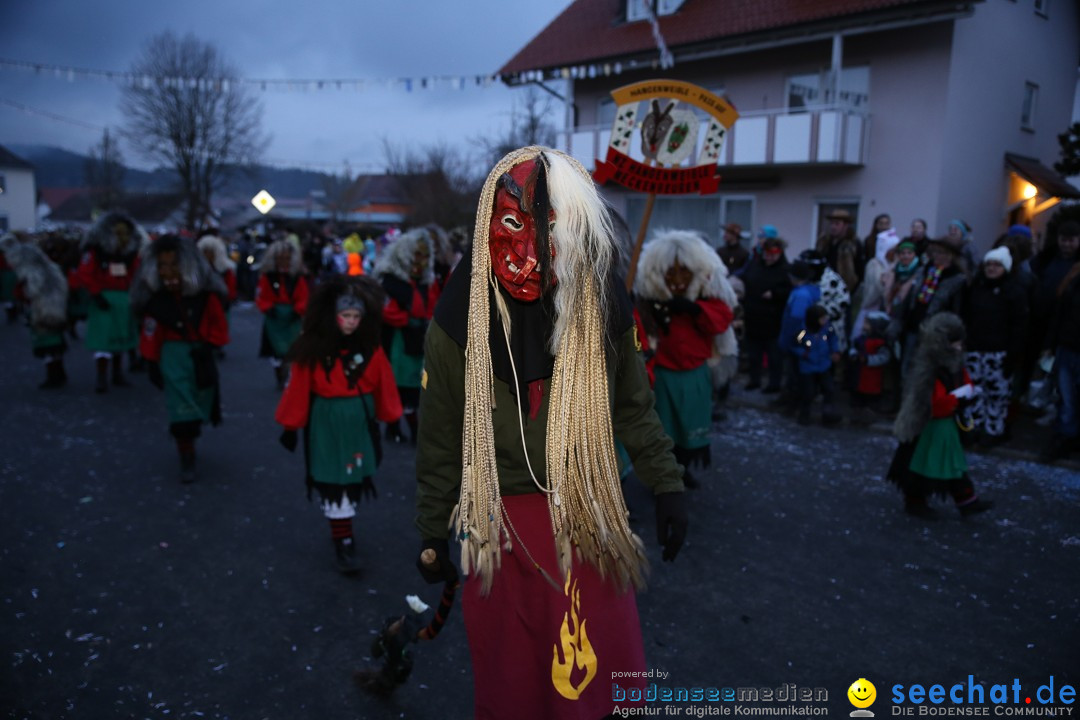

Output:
xmin=489 ymin=158 xmax=553 ymax=302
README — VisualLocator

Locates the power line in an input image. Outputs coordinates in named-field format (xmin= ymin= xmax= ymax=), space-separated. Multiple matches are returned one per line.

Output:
xmin=0 ymin=96 xmax=106 ymax=131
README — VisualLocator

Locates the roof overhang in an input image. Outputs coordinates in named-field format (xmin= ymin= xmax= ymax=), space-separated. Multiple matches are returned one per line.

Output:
xmin=1006 ymin=153 xmax=1080 ymax=200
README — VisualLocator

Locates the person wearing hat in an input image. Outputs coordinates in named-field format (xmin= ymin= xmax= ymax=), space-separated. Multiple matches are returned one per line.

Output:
xmin=889 ymin=235 xmax=966 ymax=379
xmin=717 ymin=222 xmax=749 ymax=274
xmin=815 ymin=208 xmax=865 ymax=292
xmin=960 ymin=247 xmax=1029 ymax=447
xmin=740 ymin=235 xmax=791 ymax=392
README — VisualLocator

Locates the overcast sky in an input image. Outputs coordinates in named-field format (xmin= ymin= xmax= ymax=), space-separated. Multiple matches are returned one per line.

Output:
xmin=0 ymin=0 xmax=572 ymax=173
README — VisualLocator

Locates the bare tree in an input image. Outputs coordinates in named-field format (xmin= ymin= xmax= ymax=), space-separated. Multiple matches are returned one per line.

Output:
xmin=476 ymin=86 xmax=559 ymax=168
xmin=121 ymin=31 xmax=266 ymax=232
xmin=321 ymin=162 xmax=364 ymax=222
xmin=381 ymin=139 xmax=480 ymax=229
xmin=84 ymin=128 xmax=126 ymax=212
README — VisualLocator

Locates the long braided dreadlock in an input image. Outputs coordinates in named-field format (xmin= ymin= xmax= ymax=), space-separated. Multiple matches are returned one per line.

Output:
xmin=452 ymin=146 xmax=648 ymax=594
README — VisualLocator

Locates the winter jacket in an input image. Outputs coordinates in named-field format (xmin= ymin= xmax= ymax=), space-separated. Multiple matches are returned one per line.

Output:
xmin=961 ymin=275 xmax=1028 ymax=361
xmin=740 ymin=257 xmax=792 ymax=341
xmin=778 ymin=283 xmax=821 ymax=352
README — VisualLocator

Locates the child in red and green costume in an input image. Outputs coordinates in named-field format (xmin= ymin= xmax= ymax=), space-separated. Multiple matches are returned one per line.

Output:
xmin=78 ymin=212 xmax=145 ymax=392
xmin=276 ymin=276 xmax=401 ymax=574
xmin=634 ymin=229 xmax=735 ymax=488
xmin=132 ymin=235 xmax=229 ymax=483
xmin=256 ymin=240 xmax=309 ymax=389
xmin=887 ymin=312 xmax=994 ymax=519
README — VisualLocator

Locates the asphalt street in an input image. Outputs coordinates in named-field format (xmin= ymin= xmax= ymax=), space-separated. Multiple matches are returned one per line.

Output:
xmin=1 ymin=304 xmax=1077 ymax=719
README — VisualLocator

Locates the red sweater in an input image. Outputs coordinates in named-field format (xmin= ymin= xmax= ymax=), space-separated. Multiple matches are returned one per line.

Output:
xmin=931 ymin=369 xmax=972 ymax=418
xmin=139 ymin=293 xmax=229 ymax=362
xmin=654 ymin=298 xmax=733 ymax=371
xmin=382 ymin=282 xmax=439 ymax=327
xmin=78 ymin=248 xmax=139 ymax=294
xmin=256 ymin=273 xmax=308 ymax=316
xmin=275 ymin=346 xmax=402 ymax=430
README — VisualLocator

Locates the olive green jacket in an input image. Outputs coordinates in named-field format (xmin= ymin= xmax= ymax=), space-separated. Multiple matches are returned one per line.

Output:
xmin=415 ymin=319 xmax=684 ymax=540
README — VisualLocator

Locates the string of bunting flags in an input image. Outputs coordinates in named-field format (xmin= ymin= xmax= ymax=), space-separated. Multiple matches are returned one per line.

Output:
xmin=0 ymin=57 xmax=641 ymax=93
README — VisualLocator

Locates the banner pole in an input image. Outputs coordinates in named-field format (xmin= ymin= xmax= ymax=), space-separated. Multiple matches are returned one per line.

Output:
xmin=625 ymin=159 xmax=659 ymax=292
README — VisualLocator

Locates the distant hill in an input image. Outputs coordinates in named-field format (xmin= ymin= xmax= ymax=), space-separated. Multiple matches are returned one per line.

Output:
xmin=7 ymin=143 xmax=334 ymax=199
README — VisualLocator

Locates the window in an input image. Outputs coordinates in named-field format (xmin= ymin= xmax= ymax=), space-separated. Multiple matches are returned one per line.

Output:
xmin=0 ymin=215 xmax=8 ymax=232
xmin=626 ymin=0 xmax=684 ymax=21
xmin=787 ymin=67 xmax=870 ymax=112
xmin=1022 ymin=82 xmax=1038 ymax=131
xmin=624 ymin=195 xmax=753 ymax=249
xmin=1034 ymin=0 xmax=1048 ymax=17
xmin=0 ymin=174 xmax=5 ymax=195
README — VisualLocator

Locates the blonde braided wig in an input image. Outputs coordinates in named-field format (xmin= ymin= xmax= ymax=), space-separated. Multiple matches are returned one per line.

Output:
xmin=452 ymin=146 xmax=648 ymax=594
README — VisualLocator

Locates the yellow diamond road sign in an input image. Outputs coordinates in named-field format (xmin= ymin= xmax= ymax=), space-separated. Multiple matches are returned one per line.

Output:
xmin=251 ymin=190 xmax=276 ymax=214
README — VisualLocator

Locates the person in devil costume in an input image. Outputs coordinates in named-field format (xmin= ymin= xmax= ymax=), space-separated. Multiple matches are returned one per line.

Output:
xmin=414 ymin=146 xmax=688 ymax=720
xmin=275 ymin=276 xmax=402 ymax=574
xmin=131 ymin=235 xmax=229 ymax=483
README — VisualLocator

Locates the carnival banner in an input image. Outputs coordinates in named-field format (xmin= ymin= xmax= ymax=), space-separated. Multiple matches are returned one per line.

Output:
xmin=592 ymin=79 xmax=738 ymax=194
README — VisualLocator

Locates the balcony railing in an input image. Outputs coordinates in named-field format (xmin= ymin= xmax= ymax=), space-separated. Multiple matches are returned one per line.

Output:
xmin=558 ymin=106 xmax=870 ymax=173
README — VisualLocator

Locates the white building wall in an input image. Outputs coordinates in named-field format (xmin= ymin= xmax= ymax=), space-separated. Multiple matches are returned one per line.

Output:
xmin=937 ymin=0 xmax=1079 ymax=249
xmin=0 ymin=166 xmax=37 ymax=232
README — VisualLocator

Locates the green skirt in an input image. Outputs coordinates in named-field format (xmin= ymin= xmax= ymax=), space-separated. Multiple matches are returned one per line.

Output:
xmin=68 ymin=287 xmax=90 ymax=320
xmin=264 ymin=303 xmax=300 ymax=358
xmin=909 ymin=417 xmax=968 ymax=480
xmin=162 ymin=341 xmax=216 ymax=425
xmin=309 ymin=394 xmax=377 ymax=485
xmin=85 ymin=289 xmax=136 ymax=352
xmin=387 ymin=327 xmax=424 ymax=388
xmin=654 ymin=365 xmax=713 ymax=450
xmin=31 ymin=329 xmax=65 ymax=354
xmin=0 ymin=268 xmax=16 ymax=302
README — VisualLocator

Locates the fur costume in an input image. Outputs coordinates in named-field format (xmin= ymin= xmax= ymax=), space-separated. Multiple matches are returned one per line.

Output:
xmin=0 ymin=234 xmax=68 ymax=333
xmin=374 ymin=228 xmax=436 ymax=287
xmin=894 ymin=312 xmax=966 ymax=443
xmin=131 ymin=236 xmax=227 ymax=315
xmin=259 ymin=240 xmax=303 ymax=276
xmin=196 ymin=235 xmax=236 ymax=273
xmin=634 ymin=228 xmax=739 ymax=385
xmin=80 ymin=211 xmax=150 ymax=256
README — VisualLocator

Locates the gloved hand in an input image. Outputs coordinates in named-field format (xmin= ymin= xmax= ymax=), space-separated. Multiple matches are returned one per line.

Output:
xmin=949 ymin=383 xmax=975 ymax=400
xmin=667 ymin=295 xmax=702 ymax=316
xmin=654 ymin=492 xmax=688 ymax=562
xmin=359 ymin=476 xmax=378 ymax=501
xmin=417 ymin=538 xmax=458 ymax=585
xmin=147 ymin=361 xmax=164 ymax=390
xmin=279 ymin=429 xmax=298 ymax=452
xmin=93 ymin=294 xmax=110 ymax=310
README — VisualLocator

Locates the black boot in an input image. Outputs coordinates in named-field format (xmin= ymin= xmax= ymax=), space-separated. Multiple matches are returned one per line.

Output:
xmin=385 ymin=419 xmax=405 ymax=443
xmin=177 ymin=437 xmax=196 ymax=484
xmin=274 ymin=363 xmax=288 ymax=390
xmin=333 ymin=537 xmax=361 ymax=575
xmin=128 ymin=349 xmax=145 ymax=374
xmin=95 ymin=357 xmax=109 ymax=393
xmin=112 ymin=355 xmax=130 ymax=387
xmin=404 ymin=412 xmax=419 ymax=445
xmin=39 ymin=359 xmax=67 ymax=389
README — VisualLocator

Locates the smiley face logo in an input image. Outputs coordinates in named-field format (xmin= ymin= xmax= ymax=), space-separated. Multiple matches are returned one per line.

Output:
xmin=848 ymin=678 xmax=877 ymax=709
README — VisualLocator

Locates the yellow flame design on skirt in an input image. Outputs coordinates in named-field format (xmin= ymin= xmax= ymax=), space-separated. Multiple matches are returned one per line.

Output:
xmin=551 ymin=571 xmax=597 ymax=699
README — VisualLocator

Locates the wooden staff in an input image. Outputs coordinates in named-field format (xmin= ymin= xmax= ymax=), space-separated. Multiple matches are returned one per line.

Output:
xmin=624 ymin=159 xmax=660 ymax=292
